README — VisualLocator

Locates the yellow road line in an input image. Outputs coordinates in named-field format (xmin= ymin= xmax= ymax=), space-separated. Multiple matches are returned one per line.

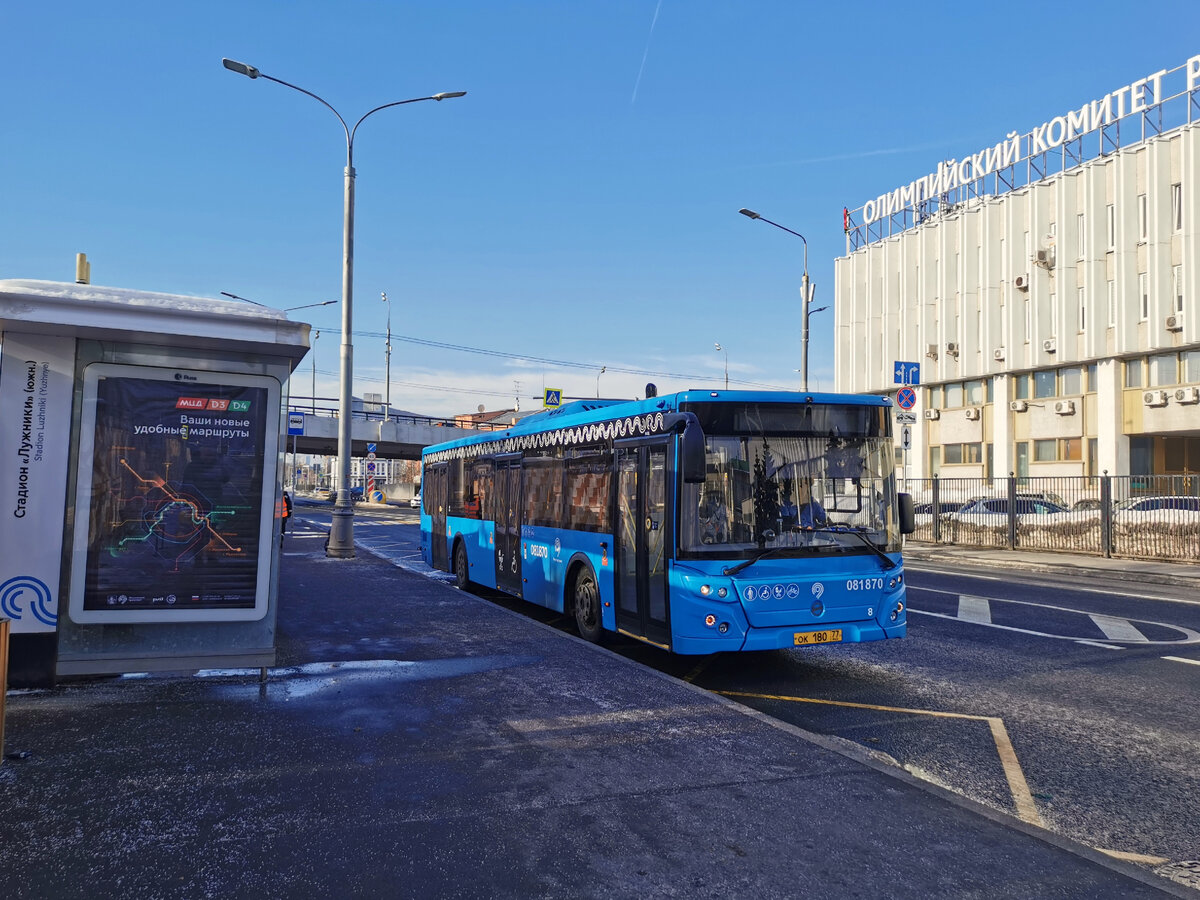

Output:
xmin=1095 ymin=848 xmax=1171 ymax=865
xmin=718 ymin=690 xmax=1043 ymax=827
xmin=682 ymin=658 xmax=713 ymax=683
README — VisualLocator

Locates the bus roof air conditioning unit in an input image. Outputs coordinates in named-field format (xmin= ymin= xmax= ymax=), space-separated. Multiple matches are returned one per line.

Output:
xmin=1166 ymin=313 xmax=1183 ymax=332
xmin=1175 ymin=386 xmax=1200 ymax=404
xmin=1143 ymin=390 xmax=1169 ymax=407
xmin=964 ymin=406 xmax=981 ymax=420
xmin=1009 ymin=400 xmax=1029 ymax=412
xmin=1042 ymin=338 xmax=1057 ymax=353
xmin=946 ymin=342 xmax=960 ymax=358
xmin=993 ymin=347 xmax=1005 ymax=361
xmin=924 ymin=408 xmax=940 ymax=420
xmin=1053 ymin=399 xmax=1076 ymax=415
xmin=1014 ymin=274 xmax=1030 ymax=291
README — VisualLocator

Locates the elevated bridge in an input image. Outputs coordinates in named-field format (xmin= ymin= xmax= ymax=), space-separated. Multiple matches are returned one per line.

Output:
xmin=284 ymin=403 xmax=507 ymax=460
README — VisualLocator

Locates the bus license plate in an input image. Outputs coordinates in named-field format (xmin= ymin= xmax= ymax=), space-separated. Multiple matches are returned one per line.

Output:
xmin=794 ymin=629 xmax=843 ymax=646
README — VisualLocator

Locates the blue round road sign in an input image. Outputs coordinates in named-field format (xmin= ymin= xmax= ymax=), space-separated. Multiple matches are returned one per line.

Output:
xmin=897 ymin=387 xmax=917 ymax=410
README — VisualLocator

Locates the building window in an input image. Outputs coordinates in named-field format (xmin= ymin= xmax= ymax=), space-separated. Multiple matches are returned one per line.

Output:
xmin=1124 ymin=359 xmax=1143 ymax=388
xmin=926 ymin=385 xmax=942 ymax=409
xmin=1034 ymin=439 xmax=1057 ymax=462
xmin=1172 ymin=182 xmax=1183 ymax=232
xmin=1174 ymin=265 xmax=1184 ymax=313
xmin=1078 ymin=287 xmax=1086 ymax=331
xmin=1060 ymin=367 xmax=1082 ymax=395
xmin=1076 ymin=213 xmax=1085 ymax=259
xmin=944 ymin=382 xmax=964 ymax=408
xmin=943 ymin=443 xmax=982 ymax=465
xmin=1086 ymin=363 xmax=1098 ymax=392
xmin=1034 ymin=370 xmax=1057 ymax=399
xmin=1107 ymin=279 xmax=1116 ymax=327
xmin=1013 ymin=374 xmax=1030 ymax=400
xmin=1138 ymin=193 xmax=1148 ymax=241
xmin=1139 ymin=272 xmax=1149 ymax=320
xmin=1106 ymin=204 xmax=1115 ymax=250
xmin=1184 ymin=350 xmax=1200 ymax=383
xmin=965 ymin=379 xmax=984 ymax=404
xmin=1149 ymin=353 xmax=1179 ymax=387
xmin=1061 ymin=438 xmax=1083 ymax=461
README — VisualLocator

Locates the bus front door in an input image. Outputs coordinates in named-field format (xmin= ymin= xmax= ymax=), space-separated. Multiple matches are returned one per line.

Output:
xmin=429 ymin=464 xmax=449 ymax=570
xmin=615 ymin=440 xmax=670 ymax=647
xmin=495 ymin=457 xmax=522 ymax=596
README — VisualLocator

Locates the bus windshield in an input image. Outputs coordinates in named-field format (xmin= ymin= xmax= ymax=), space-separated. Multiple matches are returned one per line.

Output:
xmin=678 ymin=401 xmax=899 ymax=560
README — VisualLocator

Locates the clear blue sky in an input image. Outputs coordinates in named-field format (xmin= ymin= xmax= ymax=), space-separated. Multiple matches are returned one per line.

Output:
xmin=4 ymin=2 xmax=1198 ymax=417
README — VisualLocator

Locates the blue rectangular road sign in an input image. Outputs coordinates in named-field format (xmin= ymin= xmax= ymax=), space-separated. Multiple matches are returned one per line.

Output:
xmin=287 ymin=412 xmax=305 ymax=436
xmin=893 ymin=362 xmax=921 ymax=385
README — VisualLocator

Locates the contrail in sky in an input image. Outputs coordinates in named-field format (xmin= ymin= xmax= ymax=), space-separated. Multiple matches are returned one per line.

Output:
xmin=631 ymin=0 xmax=663 ymax=104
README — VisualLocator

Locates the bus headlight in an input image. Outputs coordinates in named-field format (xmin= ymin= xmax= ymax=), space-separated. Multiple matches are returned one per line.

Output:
xmin=700 ymin=584 xmax=712 ymax=596
xmin=700 ymin=584 xmax=729 ymax=599
xmin=888 ymin=574 xmax=903 ymax=590
xmin=889 ymin=600 xmax=905 ymax=622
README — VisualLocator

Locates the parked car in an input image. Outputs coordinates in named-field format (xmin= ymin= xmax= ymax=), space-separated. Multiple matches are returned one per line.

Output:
xmin=409 ymin=492 xmax=422 ymax=509
xmin=913 ymin=501 xmax=967 ymax=516
xmin=1114 ymin=495 xmax=1200 ymax=514
xmin=324 ymin=486 xmax=364 ymax=503
xmin=950 ymin=497 xmax=1069 ymax=521
xmin=1071 ymin=497 xmax=1106 ymax=512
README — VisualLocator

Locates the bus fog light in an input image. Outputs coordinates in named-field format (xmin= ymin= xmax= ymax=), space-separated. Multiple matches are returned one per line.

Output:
xmin=705 ymin=614 xmax=717 ymax=627
xmin=888 ymin=574 xmax=903 ymax=589
xmin=718 ymin=622 xmax=729 ymax=633
xmin=700 ymin=584 xmax=712 ymax=596
xmin=717 ymin=587 xmax=728 ymax=598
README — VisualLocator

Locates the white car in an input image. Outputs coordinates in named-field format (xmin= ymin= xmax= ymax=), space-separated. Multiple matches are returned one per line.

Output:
xmin=409 ymin=493 xmax=422 ymax=509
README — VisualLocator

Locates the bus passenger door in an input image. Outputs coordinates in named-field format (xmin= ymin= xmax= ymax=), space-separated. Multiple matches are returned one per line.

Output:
xmin=615 ymin=440 xmax=670 ymax=647
xmin=495 ymin=457 xmax=523 ymax=596
xmin=429 ymin=464 xmax=449 ymax=571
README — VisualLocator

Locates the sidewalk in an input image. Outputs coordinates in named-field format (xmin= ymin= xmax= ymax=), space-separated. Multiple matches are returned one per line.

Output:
xmin=0 ymin=524 xmax=1190 ymax=899
xmin=903 ymin=540 xmax=1200 ymax=588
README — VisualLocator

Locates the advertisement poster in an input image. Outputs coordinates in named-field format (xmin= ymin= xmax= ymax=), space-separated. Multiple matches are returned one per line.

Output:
xmin=69 ymin=364 xmax=280 ymax=623
xmin=0 ymin=333 xmax=74 ymax=633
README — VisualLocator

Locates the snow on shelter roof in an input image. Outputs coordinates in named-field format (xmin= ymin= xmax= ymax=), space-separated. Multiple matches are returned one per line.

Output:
xmin=0 ymin=279 xmax=311 ymax=368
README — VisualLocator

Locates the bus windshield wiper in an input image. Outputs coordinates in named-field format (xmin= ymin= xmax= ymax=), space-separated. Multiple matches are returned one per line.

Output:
xmin=814 ymin=525 xmax=896 ymax=570
xmin=722 ymin=546 xmax=787 ymax=577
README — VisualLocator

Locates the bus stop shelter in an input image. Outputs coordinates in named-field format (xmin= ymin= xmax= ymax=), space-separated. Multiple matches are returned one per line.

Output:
xmin=0 ymin=279 xmax=310 ymax=687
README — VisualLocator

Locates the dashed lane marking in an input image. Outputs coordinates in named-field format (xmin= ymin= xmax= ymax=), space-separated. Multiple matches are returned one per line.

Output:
xmin=1162 ymin=655 xmax=1200 ymax=667
xmin=716 ymin=690 xmax=1043 ymax=828
xmin=957 ymin=595 xmax=992 ymax=624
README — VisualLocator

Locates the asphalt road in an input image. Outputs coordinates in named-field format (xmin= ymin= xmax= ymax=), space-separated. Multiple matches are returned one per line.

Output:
xmin=293 ymin=498 xmax=1200 ymax=890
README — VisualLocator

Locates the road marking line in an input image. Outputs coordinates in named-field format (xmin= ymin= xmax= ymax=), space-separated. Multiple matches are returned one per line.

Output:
xmin=717 ymin=690 xmax=1043 ymax=827
xmin=909 ymin=609 xmax=1200 ymax=645
xmin=957 ymin=595 xmax=992 ymax=624
xmin=682 ymin=658 xmax=713 ymax=683
xmin=1089 ymin=614 xmax=1148 ymax=643
xmin=1162 ymin=655 xmax=1200 ymax=666
xmin=905 ymin=570 xmax=1200 ymax=606
xmin=1074 ymin=640 xmax=1123 ymax=650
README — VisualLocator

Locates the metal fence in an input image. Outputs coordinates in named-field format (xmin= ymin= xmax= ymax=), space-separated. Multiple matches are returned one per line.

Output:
xmin=904 ymin=473 xmax=1200 ymax=562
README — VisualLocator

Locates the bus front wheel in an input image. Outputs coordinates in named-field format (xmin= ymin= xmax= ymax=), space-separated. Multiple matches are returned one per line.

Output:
xmin=453 ymin=542 xmax=471 ymax=590
xmin=572 ymin=566 xmax=602 ymax=643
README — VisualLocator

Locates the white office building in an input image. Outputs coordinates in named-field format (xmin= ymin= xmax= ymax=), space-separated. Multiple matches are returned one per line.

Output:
xmin=836 ymin=53 xmax=1200 ymax=482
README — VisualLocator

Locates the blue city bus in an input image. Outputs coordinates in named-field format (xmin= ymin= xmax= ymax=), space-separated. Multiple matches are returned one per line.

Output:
xmin=419 ymin=389 xmax=915 ymax=654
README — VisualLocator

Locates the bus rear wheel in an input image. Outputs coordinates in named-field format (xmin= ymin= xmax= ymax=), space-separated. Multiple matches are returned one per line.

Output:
xmin=453 ymin=542 xmax=471 ymax=590
xmin=572 ymin=567 xmax=602 ymax=643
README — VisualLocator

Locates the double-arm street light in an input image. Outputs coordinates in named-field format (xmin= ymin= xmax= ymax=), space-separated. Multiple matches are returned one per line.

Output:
xmin=381 ymin=291 xmax=392 ymax=421
xmin=738 ymin=208 xmax=814 ymax=391
xmin=596 ymin=366 xmax=606 ymax=398
xmin=222 ymin=57 xmax=465 ymax=558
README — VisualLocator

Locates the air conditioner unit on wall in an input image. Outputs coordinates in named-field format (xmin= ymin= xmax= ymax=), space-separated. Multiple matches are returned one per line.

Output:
xmin=1053 ymin=399 xmax=1076 ymax=415
xmin=1175 ymin=386 xmax=1200 ymax=404
xmin=1143 ymin=390 xmax=1169 ymax=407
xmin=1014 ymin=274 xmax=1030 ymax=291
xmin=1009 ymin=400 xmax=1029 ymax=412
xmin=1035 ymin=248 xmax=1055 ymax=268
xmin=946 ymin=342 xmax=960 ymax=357
xmin=926 ymin=343 xmax=939 ymax=360
xmin=964 ymin=407 xmax=981 ymax=420
xmin=1042 ymin=338 xmax=1057 ymax=353
xmin=993 ymin=348 xmax=1005 ymax=361
xmin=1166 ymin=313 xmax=1184 ymax=332
xmin=924 ymin=409 xmax=940 ymax=420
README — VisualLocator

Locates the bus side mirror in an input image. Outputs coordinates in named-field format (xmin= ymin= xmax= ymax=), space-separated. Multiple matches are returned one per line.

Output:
xmin=663 ymin=412 xmax=706 ymax=484
xmin=898 ymin=492 xmax=915 ymax=534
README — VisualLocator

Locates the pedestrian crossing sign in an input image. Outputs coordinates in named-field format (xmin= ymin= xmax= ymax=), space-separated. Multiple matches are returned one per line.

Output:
xmin=543 ymin=388 xmax=563 ymax=409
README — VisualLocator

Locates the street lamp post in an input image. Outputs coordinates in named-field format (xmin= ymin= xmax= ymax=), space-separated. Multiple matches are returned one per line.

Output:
xmin=714 ymin=342 xmax=728 ymax=389
xmin=596 ymin=365 xmax=606 ymax=398
xmin=222 ymin=57 xmax=465 ymax=558
xmin=738 ymin=208 xmax=813 ymax=390
xmin=311 ymin=330 xmax=319 ymax=414
xmin=382 ymin=291 xmax=391 ymax=421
